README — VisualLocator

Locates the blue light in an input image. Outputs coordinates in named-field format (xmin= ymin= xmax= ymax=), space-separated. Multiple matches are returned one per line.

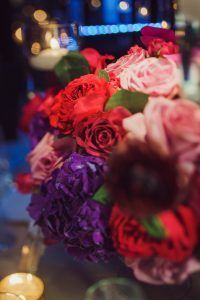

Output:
xmin=119 ymin=24 xmax=128 ymax=33
xmin=78 ymin=23 xmax=161 ymax=36
xmin=88 ymin=26 xmax=98 ymax=36
xmin=110 ymin=25 xmax=119 ymax=34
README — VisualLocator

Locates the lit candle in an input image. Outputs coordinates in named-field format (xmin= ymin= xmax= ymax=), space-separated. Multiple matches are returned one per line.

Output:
xmin=0 ymin=273 xmax=44 ymax=300
xmin=29 ymin=38 xmax=68 ymax=71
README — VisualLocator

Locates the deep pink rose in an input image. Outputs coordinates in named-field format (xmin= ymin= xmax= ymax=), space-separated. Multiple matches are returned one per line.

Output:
xmin=105 ymin=46 xmax=146 ymax=78
xmin=81 ymin=48 xmax=114 ymax=74
xmin=124 ymin=99 xmax=200 ymax=180
xmin=141 ymin=26 xmax=176 ymax=48
xmin=27 ymin=133 xmax=75 ymax=185
xmin=120 ymin=57 xmax=180 ymax=98
xmin=125 ymin=256 xmax=200 ymax=285
xmin=148 ymin=38 xmax=179 ymax=57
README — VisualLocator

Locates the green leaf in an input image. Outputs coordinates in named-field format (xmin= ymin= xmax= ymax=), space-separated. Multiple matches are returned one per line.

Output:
xmin=98 ymin=69 xmax=110 ymax=82
xmin=92 ymin=185 xmax=109 ymax=205
xmin=141 ymin=216 xmax=166 ymax=239
xmin=105 ymin=89 xmax=148 ymax=113
xmin=54 ymin=51 xmax=90 ymax=85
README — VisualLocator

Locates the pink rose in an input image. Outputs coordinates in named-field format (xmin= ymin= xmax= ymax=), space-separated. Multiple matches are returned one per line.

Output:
xmin=123 ymin=99 xmax=200 ymax=179
xmin=105 ymin=46 xmax=146 ymax=78
xmin=27 ymin=133 xmax=75 ymax=185
xmin=123 ymin=113 xmax=147 ymax=142
xmin=148 ymin=38 xmax=179 ymax=57
xmin=120 ymin=57 xmax=180 ymax=98
xmin=125 ymin=256 xmax=200 ymax=285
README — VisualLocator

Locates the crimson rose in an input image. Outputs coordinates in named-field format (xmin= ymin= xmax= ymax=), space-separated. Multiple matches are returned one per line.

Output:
xmin=49 ymin=74 xmax=110 ymax=134
xmin=73 ymin=107 xmax=131 ymax=158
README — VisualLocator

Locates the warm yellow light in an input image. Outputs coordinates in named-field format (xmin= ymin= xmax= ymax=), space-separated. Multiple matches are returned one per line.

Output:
xmin=33 ymin=9 xmax=47 ymax=22
xmin=15 ymin=27 xmax=23 ymax=42
xmin=31 ymin=42 xmax=41 ymax=55
xmin=50 ymin=38 xmax=60 ymax=50
xmin=173 ymin=2 xmax=178 ymax=10
xmin=22 ymin=245 xmax=30 ymax=255
xmin=139 ymin=7 xmax=148 ymax=16
xmin=161 ymin=20 xmax=169 ymax=29
xmin=91 ymin=0 xmax=101 ymax=8
xmin=119 ymin=1 xmax=129 ymax=11
xmin=175 ymin=29 xmax=185 ymax=37
xmin=19 ymin=295 xmax=26 ymax=300
xmin=45 ymin=31 xmax=52 ymax=43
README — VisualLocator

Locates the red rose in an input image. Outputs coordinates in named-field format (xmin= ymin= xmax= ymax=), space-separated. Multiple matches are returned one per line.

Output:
xmin=20 ymin=95 xmax=43 ymax=133
xmin=110 ymin=205 xmax=198 ymax=262
xmin=148 ymin=38 xmax=179 ymax=57
xmin=73 ymin=107 xmax=131 ymax=158
xmin=49 ymin=74 xmax=110 ymax=134
xmin=81 ymin=48 xmax=114 ymax=74
xmin=15 ymin=173 xmax=35 ymax=194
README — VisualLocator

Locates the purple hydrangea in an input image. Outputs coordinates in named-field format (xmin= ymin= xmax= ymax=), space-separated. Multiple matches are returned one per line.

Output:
xmin=28 ymin=170 xmax=67 ymax=241
xmin=30 ymin=112 xmax=57 ymax=148
xmin=64 ymin=199 xmax=114 ymax=262
xmin=28 ymin=153 xmax=114 ymax=262
xmin=56 ymin=153 xmax=107 ymax=200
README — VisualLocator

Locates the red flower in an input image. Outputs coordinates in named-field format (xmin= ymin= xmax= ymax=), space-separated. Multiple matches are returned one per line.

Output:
xmin=81 ymin=48 xmax=114 ymax=74
xmin=148 ymin=38 xmax=179 ymax=57
xmin=141 ymin=26 xmax=176 ymax=48
xmin=20 ymin=95 xmax=43 ymax=133
xmin=73 ymin=107 xmax=131 ymax=158
xmin=110 ymin=205 xmax=198 ymax=262
xmin=49 ymin=74 xmax=110 ymax=134
xmin=15 ymin=173 xmax=35 ymax=194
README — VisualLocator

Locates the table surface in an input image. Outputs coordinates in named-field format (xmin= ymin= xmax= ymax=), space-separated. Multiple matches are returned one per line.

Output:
xmin=1 ymin=222 xmax=200 ymax=300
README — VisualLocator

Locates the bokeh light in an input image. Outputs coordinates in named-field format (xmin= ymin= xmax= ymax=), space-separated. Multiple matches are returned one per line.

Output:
xmin=33 ymin=9 xmax=48 ymax=22
xmin=139 ymin=7 xmax=149 ymax=16
xmin=119 ymin=1 xmax=130 ymax=11
xmin=14 ymin=27 xmax=23 ymax=43
xmin=161 ymin=20 xmax=169 ymax=28
xmin=31 ymin=42 xmax=41 ymax=55
xmin=91 ymin=0 xmax=101 ymax=8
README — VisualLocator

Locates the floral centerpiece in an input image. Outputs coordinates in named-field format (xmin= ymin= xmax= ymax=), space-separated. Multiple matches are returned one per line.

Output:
xmin=17 ymin=27 xmax=200 ymax=285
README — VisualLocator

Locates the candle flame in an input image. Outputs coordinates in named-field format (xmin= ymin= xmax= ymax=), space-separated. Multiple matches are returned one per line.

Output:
xmin=50 ymin=38 xmax=60 ymax=50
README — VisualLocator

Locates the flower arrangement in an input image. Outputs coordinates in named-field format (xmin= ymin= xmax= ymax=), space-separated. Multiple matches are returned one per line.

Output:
xmin=17 ymin=26 xmax=200 ymax=285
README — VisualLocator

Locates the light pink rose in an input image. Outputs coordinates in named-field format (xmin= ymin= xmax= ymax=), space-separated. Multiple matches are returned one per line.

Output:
xmin=125 ymin=256 xmax=200 ymax=285
xmin=123 ymin=113 xmax=147 ymax=142
xmin=120 ymin=57 xmax=180 ymax=98
xmin=27 ymin=133 xmax=75 ymax=185
xmin=123 ymin=99 xmax=200 ymax=179
xmin=105 ymin=46 xmax=146 ymax=78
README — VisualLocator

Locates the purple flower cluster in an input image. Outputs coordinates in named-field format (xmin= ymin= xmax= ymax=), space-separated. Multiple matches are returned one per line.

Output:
xmin=65 ymin=199 xmax=114 ymax=262
xmin=28 ymin=153 xmax=114 ymax=262
xmin=56 ymin=153 xmax=106 ymax=200
xmin=30 ymin=112 xmax=57 ymax=148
